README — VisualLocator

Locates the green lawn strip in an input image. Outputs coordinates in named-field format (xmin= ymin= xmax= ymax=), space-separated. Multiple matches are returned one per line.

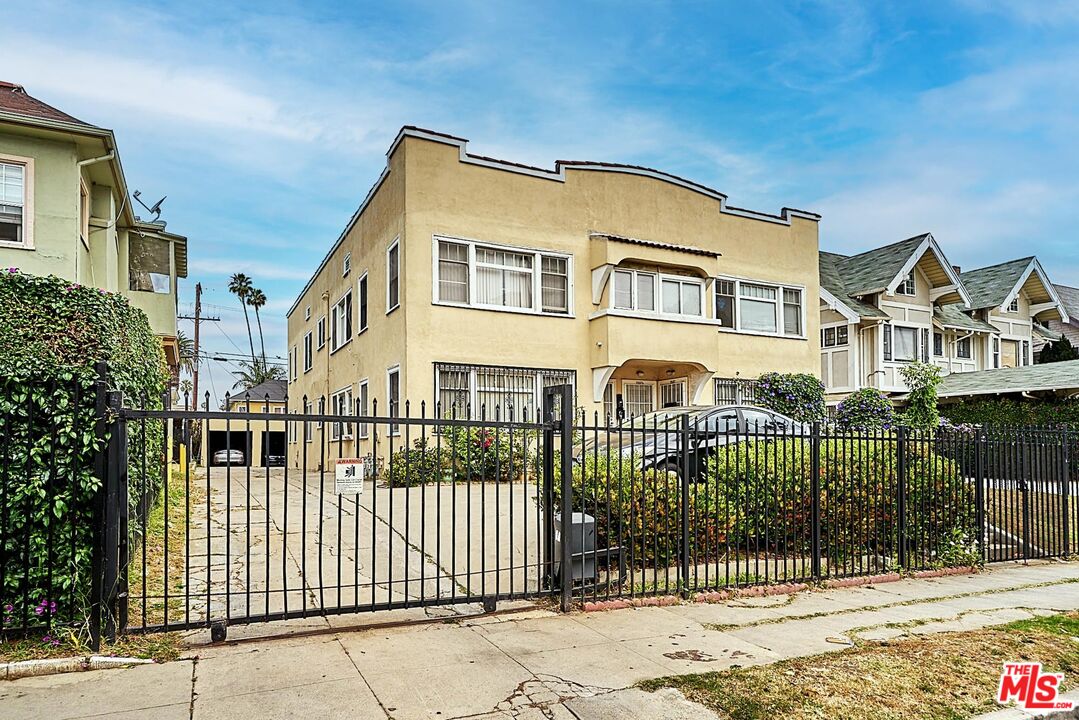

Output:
xmin=641 ymin=612 xmax=1079 ymax=720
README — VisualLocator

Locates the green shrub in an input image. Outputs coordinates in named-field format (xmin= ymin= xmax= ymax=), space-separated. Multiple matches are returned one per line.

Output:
xmin=561 ymin=453 xmax=730 ymax=565
xmin=899 ymin=361 xmax=941 ymax=431
xmin=1040 ymin=336 xmax=1079 ymax=363
xmin=755 ymin=372 xmax=826 ymax=423
xmin=707 ymin=438 xmax=976 ymax=569
xmin=444 ymin=426 xmax=537 ymax=483
xmin=939 ymin=397 xmax=1079 ymax=427
xmin=0 ymin=270 xmax=167 ymax=632
xmin=385 ymin=439 xmax=452 ymax=487
xmin=836 ymin=388 xmax=895 ymax=429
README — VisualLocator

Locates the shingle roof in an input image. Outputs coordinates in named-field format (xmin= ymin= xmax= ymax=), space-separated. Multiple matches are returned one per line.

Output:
xmin=234 ymin=379 xmax=287 ymax=404
xmin=0 ymin=81 xmax=93 ymax=127
xmin=934 ymin=304 xmax=997 ymax=333
xmin=819 ymin=252 xmax=892 ymax=320
xmin=1054 ymin=284 xmax=1079 ymax=322
xmin=932 ymin=359 xmax=1079 ymax=399
xmin=960 ymin=257 xmax=1034 ymax=309
xmin=830 ymin=234 xmax=929 ymax=296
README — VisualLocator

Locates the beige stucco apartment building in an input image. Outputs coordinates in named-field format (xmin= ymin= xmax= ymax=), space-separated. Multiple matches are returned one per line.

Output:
xmin=285 ymin=127 xmax=822 ymax=465
xmin=0 ymin=81 xmax=188 ymax=376
xmin=819 ymin=233 xmax=1068 ymax=403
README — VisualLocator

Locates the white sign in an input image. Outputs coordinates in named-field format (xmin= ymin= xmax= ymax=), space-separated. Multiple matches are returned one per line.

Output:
xmin=335 ymin=458 xmax=365 ymax=495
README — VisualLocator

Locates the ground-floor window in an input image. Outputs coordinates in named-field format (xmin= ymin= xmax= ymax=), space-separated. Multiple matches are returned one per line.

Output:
xmin=713 ymin=377 xmax=758 ymax=406
xmin=330 ymin=386 xmax=353 ymax=440
xmin=433 ymin=362 xmax=574 ymax=421
xmin=387 ymin=366 xmax=400 ymax=435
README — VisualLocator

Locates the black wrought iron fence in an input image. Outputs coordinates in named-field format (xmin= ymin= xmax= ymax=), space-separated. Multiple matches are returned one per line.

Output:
xmin=1 ymin=375 xmax=1076 ymax=650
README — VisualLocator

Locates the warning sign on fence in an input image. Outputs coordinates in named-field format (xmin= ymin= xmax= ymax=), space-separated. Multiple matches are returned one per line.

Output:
xmin=335 ymin=458 xmax=365 ymax=495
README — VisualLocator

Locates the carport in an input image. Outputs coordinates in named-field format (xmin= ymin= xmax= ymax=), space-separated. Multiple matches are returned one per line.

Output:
xmin=206 ymin=429 xmax=252 ymax=466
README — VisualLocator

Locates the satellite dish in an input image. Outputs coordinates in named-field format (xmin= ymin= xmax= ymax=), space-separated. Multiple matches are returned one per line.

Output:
xmin=133 ymin=189 xmax=167 ymax=223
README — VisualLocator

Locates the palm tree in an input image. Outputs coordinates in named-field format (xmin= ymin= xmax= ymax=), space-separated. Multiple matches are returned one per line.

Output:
xmin=231 ymin=358 xmax=286 ymax=391
xmin=177 ymin=330 xmax=196 ymax=378
xmin=228 ymin=273 xmax=256 ymax=363
xmin=247 ymin=288 xmax=267 ymax=364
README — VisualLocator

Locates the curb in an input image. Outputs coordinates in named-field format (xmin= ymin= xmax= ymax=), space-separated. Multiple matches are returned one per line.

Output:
xmin=2 ymin=655 xmax=154 ymax=681
xmin=580 ymin=566 xmax=980 ymax=612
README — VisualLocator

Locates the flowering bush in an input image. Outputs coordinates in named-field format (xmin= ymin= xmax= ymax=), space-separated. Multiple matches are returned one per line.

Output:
xmin=835 ymin=388 xmax=895 ymax=430
xmin=385 ymin=439 xmax=452 ymax=487
xmin=754 ymin=372 xmax=825 ymax=423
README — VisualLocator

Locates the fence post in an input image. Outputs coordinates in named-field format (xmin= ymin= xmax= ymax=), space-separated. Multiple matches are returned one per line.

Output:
xmin=100 ymin=390 xmax=126 ymax=642
xmin=974 ymin=428 xmax=987 ymax=564
xmin=541 ymin=390 xmax=556 ymax=590
xmin=896 ymin=425 xmax=908 ymax=570
xmin=679 ymin=413 xmax=691 ymax=598
xmin=89 ymin=362 xmax=109 ymax=652
xmin=810 ymin=421 xmax=821 ymax=582
xmin=1063 ymin=426 xmax=1071 ymax=558
xmin=557 ymin=384 xmax=574 ymax=612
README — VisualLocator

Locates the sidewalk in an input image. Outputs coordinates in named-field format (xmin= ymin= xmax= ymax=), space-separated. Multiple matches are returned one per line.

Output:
xmin=4 ymin=561 xmax=1079 ymax=720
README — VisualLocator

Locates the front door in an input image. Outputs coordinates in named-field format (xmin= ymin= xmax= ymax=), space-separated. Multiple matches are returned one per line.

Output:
xmin=659 ymin=378 xmax=687 ymax=408
xmin=1001 ymin=340 xmax=1019 ymax=368
xmin=622 ymin=381 xmax=655 ymax=419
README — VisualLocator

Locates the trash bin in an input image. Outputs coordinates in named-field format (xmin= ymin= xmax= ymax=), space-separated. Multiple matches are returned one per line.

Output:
xmin=554 ymin=512 xmax=595 ymax=582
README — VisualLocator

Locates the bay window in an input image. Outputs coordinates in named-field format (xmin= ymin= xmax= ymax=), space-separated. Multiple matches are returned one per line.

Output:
xmin=661 ymin=277 xmax=703 ymax=317
xmin=612 ymin=269 xmax=657 ymax=312
xmin=433 ymin=236 xmax=571 ymax=315
xmin=883 ymin=323 xmax=921 ymax=362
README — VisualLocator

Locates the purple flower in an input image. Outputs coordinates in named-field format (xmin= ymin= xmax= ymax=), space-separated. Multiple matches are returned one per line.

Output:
xmin=6 ymin=267 xmax=16 ymax=273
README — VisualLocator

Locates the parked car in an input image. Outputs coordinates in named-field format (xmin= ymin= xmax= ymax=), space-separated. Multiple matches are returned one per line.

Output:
xmin=576 ymin=405 xmax=805 ymax=480
xmin=212 ymin=449 xmax=245 ymax=466
xmin=265 ymin=454 xmax=286 ymax=467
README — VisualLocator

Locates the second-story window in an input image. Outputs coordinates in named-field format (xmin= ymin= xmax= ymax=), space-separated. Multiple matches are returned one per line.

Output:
xmin=896 ymin=271 xmax=916 ymax=296
xmin=358 ymin=273 xmax=369 ymax=332
xmin=612 ymin=269 xmax=656 ymax=312
xmin=0 ymin=161 xmax=27 ymax=246
xmin=434 ymin=236 xmax=571 ymax=316
xmin=331 ymin=289 xmax=352 ymax=352
xmin=740 ymin=283 xmax=778 ymax=333
xmin=715 ymin=279 xmax=736 ymax=328
xmin=317 ymin=316 xmax=326 ymax=349
xmin=783 ymin=289 xmax=803 ymax=336
xmin=342 ymin=252 xmax=351 ymax=277
xmin=387 ymin=240 xmax=400 ymax=312
xmin=661 ymin=277 xmax=703 ymax=317
xmin=303 ymin=332 xmax=312 ymax=372
xmin=1008 ymin=297 xmax=1019 ymax=312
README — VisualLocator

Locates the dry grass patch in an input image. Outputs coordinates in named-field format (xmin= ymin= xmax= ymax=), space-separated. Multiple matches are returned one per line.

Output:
xmin=641 ymin=612 xmax=1079 ymax=720
xmin=0 ymin=631 xmax=184 ymax=664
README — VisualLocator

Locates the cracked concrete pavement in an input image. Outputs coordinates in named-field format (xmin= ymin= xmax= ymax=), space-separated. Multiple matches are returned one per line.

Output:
xmin=4 ymin=561 xmax=1079 ymax=719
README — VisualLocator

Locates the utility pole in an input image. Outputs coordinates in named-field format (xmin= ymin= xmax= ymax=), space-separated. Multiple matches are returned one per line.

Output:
xmin=178 ymin=282 xmax=220 ymax=410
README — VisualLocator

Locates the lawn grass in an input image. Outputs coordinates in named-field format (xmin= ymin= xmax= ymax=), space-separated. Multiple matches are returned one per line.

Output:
xmin=641 ymin=611 xmax=1079 ymax=720
xmin=127 ymin=465 xmax=204 ymax=628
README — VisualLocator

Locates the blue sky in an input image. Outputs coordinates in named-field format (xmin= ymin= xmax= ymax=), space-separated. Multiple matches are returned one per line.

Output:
xmin=6 ymin=0 xmax=1079 ymax=404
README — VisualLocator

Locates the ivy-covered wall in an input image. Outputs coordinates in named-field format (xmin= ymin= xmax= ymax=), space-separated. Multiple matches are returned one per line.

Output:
xmin=0 ymin=269 xmax=168 ymax=633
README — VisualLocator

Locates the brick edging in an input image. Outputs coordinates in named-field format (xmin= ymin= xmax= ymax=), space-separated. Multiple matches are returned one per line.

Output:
xmin=579 ymin=566 xmax=979 ymax=612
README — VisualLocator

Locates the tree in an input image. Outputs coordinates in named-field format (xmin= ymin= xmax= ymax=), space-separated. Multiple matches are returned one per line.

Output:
xmin=177 ymin=330 xmax=196 ymax=378
xmin=227 ymin=273 xmax=256 ymax=363
xmin=231 ymin=358 xmax=285 ymax=391
xmin=247 ymin=287 xmax=267 ymax=364
xmin=1040 ymin=336 xmax=1079 ymax=363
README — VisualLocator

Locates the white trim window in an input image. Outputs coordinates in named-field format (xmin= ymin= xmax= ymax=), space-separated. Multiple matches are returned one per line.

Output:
xmin=1008 ymin=297 xmax=1019 ymax=313
xmin=305 ymin=306 xmax=311 ymax=321
xmin=883 ymin=323 xmax=919 ymax=362
xmin=342 ymin=252 xmax=351 ymax=277
xmin=289 ymin=346 xmax=297 ymax=383
xmin=957 ymin=336 xmax=972 ymax=360
xmin=434 ymin=363 xmax=574 ymax=421
xmin=303 ymin=400 xmax=313 ymax=443
xmin=302 ymin=331 xmax=313 ymax=373
xmin=896 ymin=271 xmax=916 ymax=296
xmin=434 ymin=236 xmax=571 ymax=316
xmin=933 ymin=332 xmax=944 ymax=357
xmin=821 ymin=325 xmax=849 ymax=347
xmin=331 ymin=290 xmax=353 ymax=352
xmin=661 ymin=276 xmax=703 ymax=317
xmin=387 ymin=366 xmax=401 ymax=435
xmin=358 ymin=272 xmax=369 ymax=333
xmin=330 ymin=386 xmax=353 ymax=441
xmin=718 ymin=277 xmax=805 ymax=338
xmin=357 ymin=379 xmax=370 ymax=439
xmin=387 ymin=240 xmax=400 ymax=313
xmin=612 ymin=269 xmax=658 ymax=312
xmin=0 ymin=159 xmax=29 ymax=247
xmin=316 ymin=316 xmax=326 ymax=349
xmin=992 ymin=336 xmax=1000 ymax=368
xmin=622 ymin=382 xmax=654 ymax=418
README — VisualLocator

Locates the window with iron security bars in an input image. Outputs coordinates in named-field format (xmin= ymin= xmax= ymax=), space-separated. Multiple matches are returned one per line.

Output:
xmin=713 ymin=377 xmax=758 ymax=406
xmin=433 ymin=362 xmax=575 ymax=421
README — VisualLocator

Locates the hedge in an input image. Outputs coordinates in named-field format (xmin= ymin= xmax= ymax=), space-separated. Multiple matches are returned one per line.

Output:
xmin=708 ymin=438 xmax=978 ymax=570
xmin=384 ymin=426 xmax=541 ymax=487
xmin=0 ymin=270 xmax=167 ymax=634
xmin=939 ymin=397 xmax=1079 ymax=427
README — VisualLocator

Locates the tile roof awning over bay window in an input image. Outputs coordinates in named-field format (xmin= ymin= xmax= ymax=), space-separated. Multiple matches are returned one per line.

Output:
xmin=588 ymin=231 xmax=721 ymax=304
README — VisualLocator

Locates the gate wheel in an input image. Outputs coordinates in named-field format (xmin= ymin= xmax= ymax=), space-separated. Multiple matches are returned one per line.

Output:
xmin=210 ymin=620 xmax=228 ymax=643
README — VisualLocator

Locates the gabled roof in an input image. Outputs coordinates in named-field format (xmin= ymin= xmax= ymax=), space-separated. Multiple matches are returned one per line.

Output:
xmin=819 ymin=252 xmax=890 ymax=320
xmin=934 ymin=304 xmax=997 ymax=333
xmin=233 ymin=379 xmax=287 ymax=404
xmin=961 ymin=257 xmax=1066 ymax=321
xmin=0 ymin=81 xmax=94 ymax=127
xmin=830 ymin=234 xmax=929 ymax=297
xmin=1053 ymin=284 xmax=1079 ymax=324
xmin=930 ymin=359 xmax=1079 ymax=399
